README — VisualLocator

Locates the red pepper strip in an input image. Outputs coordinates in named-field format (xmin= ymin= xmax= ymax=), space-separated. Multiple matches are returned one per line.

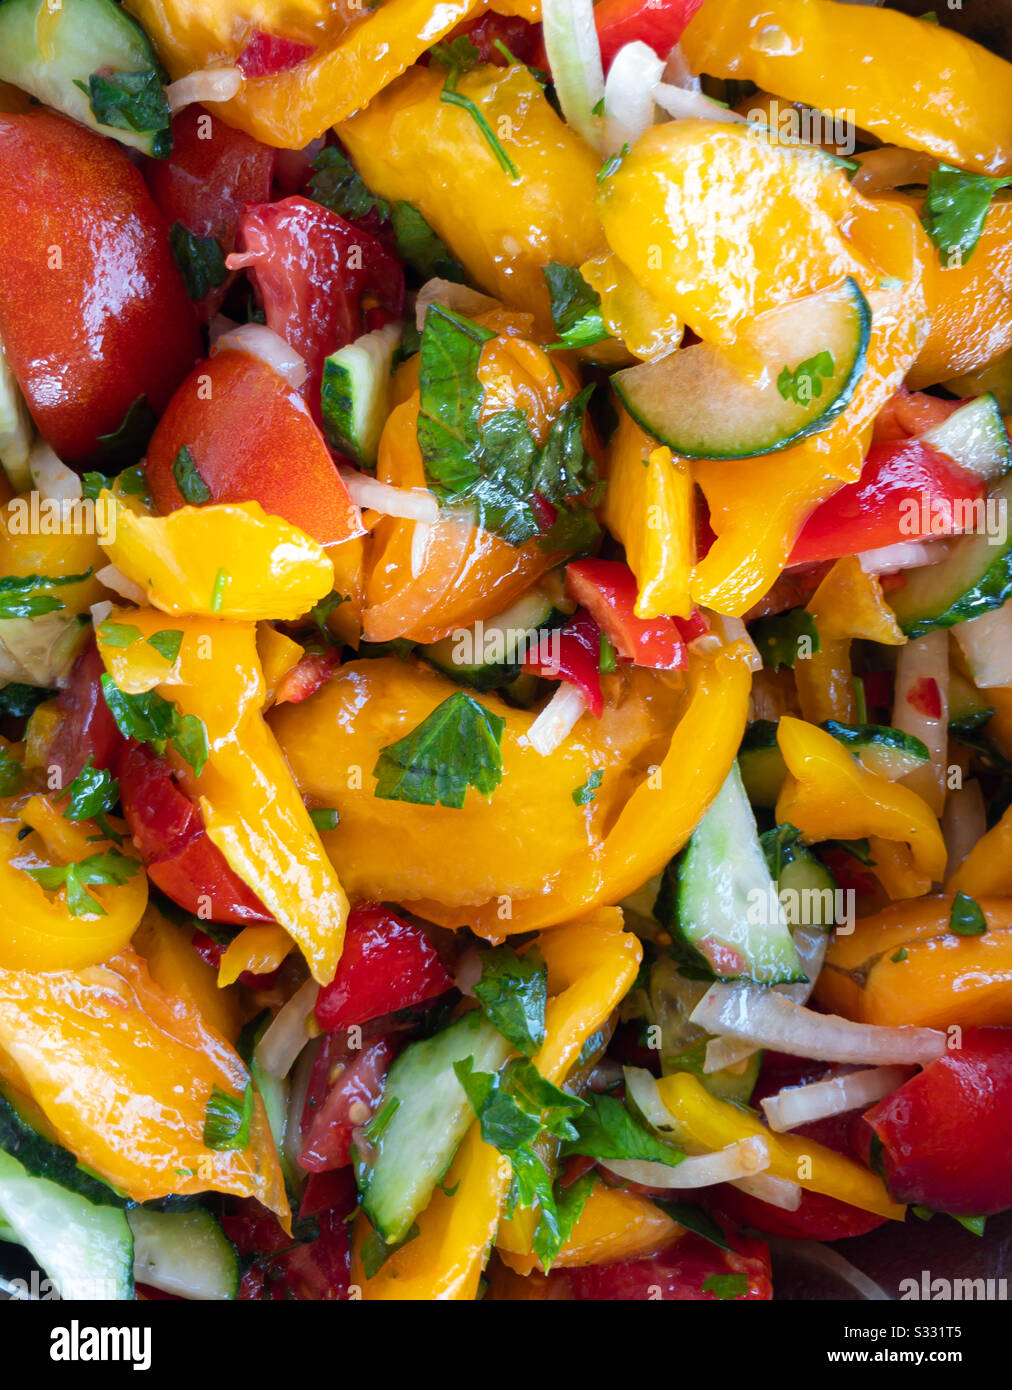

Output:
xmin=314 ymin=903 xmax=453 ymax=1031
xmin=237 ymin=31 xmax=317 ymax=78
xmin=533 ymin=0 xmax=704 ymax=72
xmin=274 ymin=650 xmax=340 ymax=705
xmin=523 ymin=610 xmax=604 ymax=717
xmin=566 ymin=558 xmax=687 ymax=671
xmin=674 ymin=608 xmax=709 ymax=642
xmin=787 ymin=439 xmax=988 ymax=569
xmin=299 ymin=1037 xmax=393 ymax=1172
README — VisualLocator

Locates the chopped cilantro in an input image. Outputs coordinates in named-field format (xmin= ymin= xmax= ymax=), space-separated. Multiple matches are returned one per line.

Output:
xmin=572 ymin=769 xmax=603 ymax=806
xmin=559 ymin=1091 xmax=685 ymax=1166
xmin=172 ymin=445 xmax=212 ymax=505
xmin=702 ymin=1272 xmax=749 ymax=1300
xmin=147 ymin=630 xmax=183 ymax=664
xmin=61 ymin=759 xmax=119 ymax=823
xmin=373 ymin=689 xmax=504 ymax=809
xmin=922 ymin=166 xmax=1012 ymax=267
xmin=27 ymin=848 xmax=139 ymax=917
xmin=202 ymin=1082 xmax=254 ymax=1151
xmin=473 ymin=945 xmax=547 ymax=1056
xmin=948 ymin=891 xmax=987 ymax=937
xmin=100 ymin=675 xmax=209 ymax=777
xmin=777 ymin=350 xmax=836 ymax=406
xmin=77 ymin=69 xmax=170 ymax=149
xmin=308 ymin=807 xmax=340 ymax=832
xmin=0 ymin=571 xmax=90 ymax=621
xmin=169 ymin=222 xmax=227 ymax=301
xmin=97 ymin=620 xmax=142 ymax=649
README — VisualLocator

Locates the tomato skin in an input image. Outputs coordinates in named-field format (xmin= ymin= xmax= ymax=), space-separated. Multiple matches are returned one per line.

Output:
xmin=568 ymin=1230 xmax=772 ymax=1301
xmin=523 ymin=610 xmax=604 ymax=717
xmin=231 ymin=196 xmax=404 ymax=420
xmin=0 ymin=111 xmax=200 ymax=463
xmin=47 ymin=641 xmax=126 ymax=789
xmin=237 ymin=30 xmax=317 ymax=78
xmin=864 ymin=1027 xmax=1012 ymax=1215
xmin=593 ymin=0 xmax=706 ymax=68
xmin=298 ymin=1035 xmax=393 ymax=1172
xmin=314 ymin=904 xmax=453 ymax=1031
xmin=439 ymin=12 xmax=541 ymax=65
xmin=224 ymin=1187 xmax=354 ymax=1301
xmin=715 ymin=1182 xmax=886 ymax=1242
xmin=274 ymin=650 xmax=340 ymax=704
xmin=566 ymin=559 xmax=687 ymax=670
xmin=788 ymin=439 xmax=987 ymax=568
xmin=145 ymin=349 xmax=362 ymax=547
xmin=118 ymin=741 xmax=273 ymax=924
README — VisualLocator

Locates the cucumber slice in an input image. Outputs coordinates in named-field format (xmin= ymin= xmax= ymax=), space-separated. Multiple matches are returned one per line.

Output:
xmin=420 ymin=584 xmax=567 ymax=692
xmin=0 ymin=1149 xmax=133 ymax=1299
xmin=321 ymin=320 xmax=403 ymax=468
xmin=0 ymin=336 xmax=32 ymax=491
xmin=0 ymin=1087 xmax=127 ymax=1208
xmin=888 ymin=472 xmax=1012 ymax=637
xmin=613 ymin=278 xmax=870 ymax=460
xmin=948 ymin=669 xmax=995 ymax=728
xmin=359 ymin=1012 xmax=512 ymax=1245
xmin=128 ymin=1207 xmax=239 ymax=1301
xmin=916 ymin=394 xmax=1011 ymax=481
xmin=738 ymin=720 xmax=787 ymax=808
xmin=776 ymin=846 xmax=840 ymax=929
xmin=821 ymin=720 xmax=930 ymax=780
xmin=951 ymin=602 xmax=1012 ymax=689
xmin=0 ymin=0 xmax=170 ymax=158
xmin=655 ymin=762 xmax=806 ymax=985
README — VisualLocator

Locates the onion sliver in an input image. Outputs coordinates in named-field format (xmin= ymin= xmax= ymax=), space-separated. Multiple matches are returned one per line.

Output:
xmin=29 ymin=441 xmax=81 ymax=503
xmin=255 ymin=977 xmax=320 ymax=1078
xmin=952 ymin=601 xmax=1012 ymax=688
xmin=212 ymin=322 xmax=307 ymax=390
xmin=690 ymin=981 xmax=947 ymax=1067
xmin=600 ymin=1136 xmax=769 ymax=1190
xmin=542 ymin=0 xmax=605 ymax=151
xmin=96 ymin=564 xmax=147 ymax=606
xmin=415 ymin=279 xmax=501 ymax=329
xmin=166 ymin=66 xmax=243 ymax=114
xmin=526 ymin=682 xmax=588 ymax=755
xmin=891 ymin=628 xmax=948 ymax=811
xmin=653 ymin=82 xmax=746 ymax=122
xmin=603 ymin=42 xmax=663 ymax=155
xmin=942 ymin=777 xmax=986 ymax=877
xmin=857 ymin=539 xmax=949 ymax=573
xmin=761 ymin=1065 xmax=910 ymax=1133
xmin=340 ymin=469 xmax=439 ymax=523
xmin=730 ymin=1172 xmax=802 ymax=1211
xmin=768 ymin=1239 xmax=891 ymax=1301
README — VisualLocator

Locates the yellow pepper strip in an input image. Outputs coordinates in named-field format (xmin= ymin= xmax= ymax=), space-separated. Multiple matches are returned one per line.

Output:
xmin=654 ymin=1071 xmax=904 ymax=1220
xmin=682 ymin=0 xmax=1012 ymax=177
xmin=795 ymin=558 xmax=905 ymax=724
xmin=123 ymin=0 xmax=484 ymax=147
xmin=339 ymin=63 xmax=606 ymax=331
xmin=0 ymin=794 xmax=147 ymax=971
xmin=499 ymin=1186 xmax=681 ymax=1277
xmin=217 ymin=924 xmax=294 ymax=990
xmin=0 ymin=494 xmax=106 ymax=616
xmin=579 ymin=250 xmax=683 ymax=363
xmin=100 ymin=498 xmax=334 ymax=622
xmin=352 ymin=910 xmax=642 ymax=1299
xmin=0 ymin=946 xmax=289 ymax=1220
xmin=602 ymin=405 xmax=693 ymax=620
xmin=816 ymin=893 xmax=1012 ymax=1029
xmin=948 ymin=803 xmax=1012 ymax=898
xmin=775 ymin=716 xmax=946 ymax=882
xmin=97 ymin=610 xmax=349 ymax=984
xmin=133 ymin=903 xmax=240 ymax=1043
xmin=866 ymin=836 xmax=932 ymax=902
xmin=257 ymin=624 xmax=304 ymax=706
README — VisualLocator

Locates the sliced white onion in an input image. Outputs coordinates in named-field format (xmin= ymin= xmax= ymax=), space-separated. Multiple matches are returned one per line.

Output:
xmin=96 ymin=564 xmax=147 ymax=605
xmin=661 ymin=44 xmax=700 ymax=91
xmin=690 ymin=981 xmax=946 ymax=1067
xmin=761 ymin=1065 xmax=910 ymax=1133
xmin=600 ymin=1136 xmax=769 ymax=1190
xmin=338 ymin=468 xmax=439 ymax=524
xmin=254 ymin=978 xmax=320 ymax=1079
xmin=283 ymin=1034 xmax=322 ymax=1177
xmin=208 ymin=313 xmax=239 ymax=346
xmin=953 ymin=602 xmax=1012 ymax=688
xmin=166 ymin=66 xmax=243 ymax=115
xmin=542 ymin=0 xmax=605 ymax=151
xmin=730 ymin=1172 xmax=803 ymax=1211
xmin=212 ymin=321 xmax=307 ymax=391
xmin=89 ymin=600 xmax=114 ymax=627
xmin=28 ymin=440 xmax=82 ymax=504
xmin=711 ymin=612 xmax=763 ymax=672
xmin=603 ymin=42 xmax=663 ymax=156
xmin=891 ymin=628 xmax=949 ymax=814
xmin=653 ymin=82 xmax=747 ymax=123
xmin=942 ymin=777 xmax=986 ymax=877
xmin=526 ymin=681 xmax=588 ymax=755
xmin=857 ymin=538 xmax=949 ymax=573
xmin=768 ymin=1239 xmax=891 ymax=1301
xmin=415 ymin=278 xmax=501 ymax=331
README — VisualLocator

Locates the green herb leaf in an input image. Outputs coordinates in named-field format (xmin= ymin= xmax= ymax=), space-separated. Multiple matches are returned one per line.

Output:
xmin=169 ymin=221 xmax=227 ymax=301
xmin=954 ymin=1213 xmax=986 ymax=1237
xmin=62 ymin=759 xmax=119 ymax=822
xmin=97 ymin=620 xmax=142 ymax=649
xmin=439 ymin=66 xmax=519 ymax=180
xmin=373 ymin=689 xmax=504 ymax=809
xmin=417 ymin=305 xmax=495 ymax=492
xmin=0 ymin=571 xmax=90 ymax=621
xmin=309 ymin=807 xmax=340 ymax=832
xmin=172 ymin=445 xmax=212 ymax=505
xmin=750 ymin=608 xmax=820 ymax=670
xmin=95 ymin=396 xmax=157 ymax=465
xmin=559 ymin=1092 xmax=685 ymax=1166
xmin=0 ymin=747 xmax=23 ymax=797
xmin=572 ymin=769 xmax=603 ymax=806
xmin=473 ymin=946 xmax=548 ymax=1056
xmin=922 ymin=166 xmax=1012 ymax=267
xmin=948 ymin=891 xmax=988 ymax=937
xmin=891 ymin=947 xmax=908 ymax=963
xmin=80 ymin=69 xmax=170 ymax=140
xmin=100 ymin=675 xmax=209 ymax=777
xmin=390 ymin=201 xmax=466 ymax=283
xmin=308 ymin=145 xmax=391 ymax=222
xmin=651 ymin=1200 xmax=732 ymax=1250
xmin=147 ymin=630 xmax=183 ymax=664
xmin=599 ymin=632 xmax=616 ymax=674
xmin=210 ymin=568 xmax=229 ymax=613
xmin=776 ymin=350 xmax=835 ymax=405
xmin=28 ymin=848 xmax=139 ymax=918
xmin=428 ymin=36 xmax=482 ymax=70
xmin=202 ymin=1083 xmax=254 ymax=1151
xmin=702 ymin=1272 xmax=749 ymax=1300
xmin=597 ymin=143 xmax=629 ymax=184
xmin=533 ymin=1169 xmax=597 ymax=1271
xmin=363 ymin=1096 xmax=399 ymax=1143
xmin=543 ymin=264 xmax=609 ymax=349
xmin=309 ymin=591 xmax=349 ymax=645
xmin=0 ymin=684 xmax=53 ymax=719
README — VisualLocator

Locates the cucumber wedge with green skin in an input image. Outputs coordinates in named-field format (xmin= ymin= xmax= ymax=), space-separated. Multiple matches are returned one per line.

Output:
xmin=0 ymin=336 xmax=32 ymax=492
xmin=738 ymin=719 xmax=787 ymax=808
xmin=128 ymin=1207 xmax=239 ymax=1300
xmin=0 ymin=0 xmax=170 ymax=158
xmin=613 ymin=278 xmax=871 ymax=460
xmin=821 ymin=720 xmax=930 ymax=780
xmin=655 ymin=762 xmax=806 ymax=985
xmin=0 ymin=1149 xmax=133 ymax=1299
xmin=0 ymin=1086 xmax=128 ymax=1208
xmin=321 ymin=320 xmax=403 ymax=468
xmin=916 ymin=394 xmax=1011 ymax=481
xmin=948 ymin=669 xmax=995 ymax=728
xmin=776 ymin=843 xmax=840 ymax=930
xmin=421 ymin=585 xmax=568 ymax=692
xmin=359 ymin=1012 xmax=512 ymax=1245
xmin=888 ymin=472 xmax=1012 ymax=637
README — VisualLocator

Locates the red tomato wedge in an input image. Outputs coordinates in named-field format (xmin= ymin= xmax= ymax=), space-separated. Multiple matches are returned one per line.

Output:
xmin=314 ymin=904 xmax=453 ymax=1031
xmin=568 ymin=1230 xmax=772 ymax=1300
xmin=47 ymin=641 xmax=126 ymax=789
xmin=237 ymin=31 xmax=317 ymax=78
xmin=145 ymin=349 xmax=363 ymax=547
xmin=565 ymin=559 xmax=687 ymax=670
xmin=298 ymin=1035 xmax=393 ymax=1172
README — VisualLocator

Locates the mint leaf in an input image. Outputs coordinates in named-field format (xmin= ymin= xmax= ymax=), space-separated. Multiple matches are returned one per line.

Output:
xmin=28 ymin=848 xmax=139 ymax=918
xmin=202 ymin=1083 xmax=254 ymax=1151
xmin=373 ymin=690 xmax=504 ymax=809
xmin=417 ymin=305 xmax=495 ymax=492
xmin=98 ymin=621 xmax=142 ymax=649
xmin=473 ymin=946 xmax=547 ymax=1056
xmin=777 ymin=350 xmax=835 ymax=406
xmin=80 ymin=69 xmax=170 ymax=143
xmin=650 ymin=1200 xmax=732 ymax=1250
xmin=169 ymin=222 xmax=227 ymax=301
xmin=62 ymin=759 xmax=119 ymax=822
xmin=147 ymin=630 xmax=183 ymax=664
xmin=172 ymin=445 xmax=212 ymax=505
xmin=949 ymin=891 xmax=987 ymax=937
xmin=390 ymin=203 xmax=466 ymax=283
xmin=922 ymin=166 xmax=1012 ymax=266
xmin=543 ymin=264 xmax=609 ymax=349
xmin=702 ymin=1272 xmax=749 ymax=1300
xmin=533 ymin=1169 xmax=597 ymax=1271
xmin=750 ymin=607 xmax=820 ymax=670
xmin=100 ymin=675 xmax=209 ymax=777
xmin=573 ymin=769 xmax=603 ymax=806
xmin=559 ymin=1092 xmax=685 ymax=1166
xmin=308 ymin=145 xmax=391 ymax=222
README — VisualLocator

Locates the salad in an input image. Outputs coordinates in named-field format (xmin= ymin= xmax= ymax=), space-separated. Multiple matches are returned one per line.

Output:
xmin=0 ymin=0 xmax=1010 ymax=1305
